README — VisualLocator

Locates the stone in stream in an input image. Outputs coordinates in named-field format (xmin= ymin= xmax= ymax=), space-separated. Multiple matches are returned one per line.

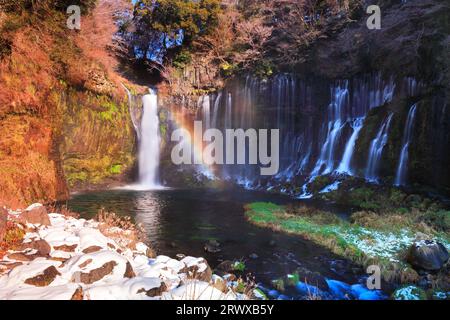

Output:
xmin=406 ymin=240 xmax=449 ymax=271
xmin=249 ymin=253 xmax=259 ymax=259
xmin=204 ymin=239 xmax=221 ymax=253
xmin=214 ymin=260 xmax=234 ymax=276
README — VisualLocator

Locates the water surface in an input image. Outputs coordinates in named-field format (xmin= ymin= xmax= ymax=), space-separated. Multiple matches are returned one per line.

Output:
xmin=68 ymin=188 xmax=380 ymax=299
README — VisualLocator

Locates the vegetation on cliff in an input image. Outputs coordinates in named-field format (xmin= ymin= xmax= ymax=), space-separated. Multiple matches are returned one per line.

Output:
xmin=0 ymin=0 xmax=141 ymax=206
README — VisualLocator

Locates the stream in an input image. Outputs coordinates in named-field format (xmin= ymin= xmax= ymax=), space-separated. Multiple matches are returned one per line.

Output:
xmin=68 ymin=187 xmax=388 ymax=300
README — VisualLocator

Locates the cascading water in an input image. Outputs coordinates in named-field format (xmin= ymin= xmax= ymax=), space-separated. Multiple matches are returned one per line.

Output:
xmin=394 ymin=104 xmax=417 ymax=186
xmin=169 ymin=73 xmax=426 ymax=196
xmin=138 ymin=89 xmax=161 ymax=188
xmin=311 ymin=82 xmax=348 ymax=176
xmin=365 ymin=113 xmax=394 ymax=182
xmin=336 ymin=117 xmax=365 ymax=175
xmin=122 ymin=85 xmax=142 ymax=141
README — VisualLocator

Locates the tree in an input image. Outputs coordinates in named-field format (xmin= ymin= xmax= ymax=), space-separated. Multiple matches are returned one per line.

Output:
xmin=131 ymin=0 xmax=221 ymax=63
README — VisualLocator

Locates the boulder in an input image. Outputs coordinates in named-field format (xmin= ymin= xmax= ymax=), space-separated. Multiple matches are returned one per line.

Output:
xmin=0 ymin=207 xmax=7 ymax=242
xmin=214 ymin=260 xmax=234 ymax=276
xmin=180 ymin=257 xmax=213 ymax=282
xmin=407 ymin=240 xmax=449 ymax=271
xmin=24 ymin=266 xmax=60 ymax=287
xmin=20 ymin=204 xmax=50 ymax=226
xmin=19 ymin=239 xmax=51 ymax=256
xmin=76 ymin=261 xmax=118 ymax=285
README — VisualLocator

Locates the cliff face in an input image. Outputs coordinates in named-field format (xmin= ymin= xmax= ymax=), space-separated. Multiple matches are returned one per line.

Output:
xmin=156 ymin=0 xmax=450 ymax=195
xmin=0 ymin=1 xmax=138 ymax=208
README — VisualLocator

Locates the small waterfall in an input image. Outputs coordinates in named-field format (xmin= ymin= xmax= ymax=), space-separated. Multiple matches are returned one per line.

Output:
xmin=394 ymin=104 xmax=417 ymax=186
xmin=122 ymin=85 xmax=141 ymax=140
xmin=138 ymin=89 xmax=161 ymax=188
xmin=365 ymin=113 xmax=394 ymax=182
xmin=336 ymin=117 xmax=365 ymax=175
xmin=212 ymin=91 xmax=222 ymax=129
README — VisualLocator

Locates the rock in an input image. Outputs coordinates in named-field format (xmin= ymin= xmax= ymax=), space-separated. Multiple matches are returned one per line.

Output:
xmin=407 ymin=240 xmax=449 ymax=271
xmin=214 ymin=260 xmax=234 ymax=276
xmin=78 ymin=259 xmax=93 ymax=269
xmin=139 ymin=281 xmax=167 ymax=297
xmin=176 ymin=254 xmax=186 ymax=260
xmin=7 ymin=252 xmax=33 ymax=262
xmin=124 ymin=261 xmax=136 ymax=278
xmin=0 ymin=207 xmax=7 ymax=242
xmin=82 ymin=245 xmax=103 ymax=254
xmin=76 ymin=261 xmax=118 ymax=285
xmin=20 ymin=204 xmax=50 ymax=226
xmin=54 ymin=244 xmax=78 ymax=252
xmin=180 ymin=257 xmax=213 ymax=282
xmin=19 ymin=239 xmax=51 ymax=256
xmin=249 ymin=253 xmax=259 ymax=259
xmin=71 ymin=287 xmax=84 ymax=300
xmin=0 ymin=261 xmax=23 ymax=271
xmin=24 ymin=266 xmax=60 ymax=287
xmin=204 ymin=240 xmax=221 ymax=253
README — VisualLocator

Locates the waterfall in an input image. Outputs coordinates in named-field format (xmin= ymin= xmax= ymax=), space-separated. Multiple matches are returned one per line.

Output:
xmin=311 ymin=82 xmax=348 ymax=176
xmin=212 ymin=92 xmax=222 ymax=129
xmin=138 ymin=89 xmax=161 ymax=188
xmin=394 ymin=104 xmax=417 ymax=186
xmin=165 ymin=73 xmax=429 ymax=196
xmin=365 ymin=113 xmax=394 ymax=182
xmin=122 ymin=84 xmax=141 ymax=140
xmin=336 ymin=117 xmax=365 ymax=175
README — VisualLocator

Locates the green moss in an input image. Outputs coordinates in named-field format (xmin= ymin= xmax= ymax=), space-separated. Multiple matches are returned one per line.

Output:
xmin=109 ymin=164 xmax=122 ymax=175
xmin=233 ymin=261 xmax=246 ymax=272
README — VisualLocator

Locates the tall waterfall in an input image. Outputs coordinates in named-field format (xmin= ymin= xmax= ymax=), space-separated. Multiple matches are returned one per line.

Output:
xmin=138 ymin=89 xmax=161 ymax=188
xmin=365 ymin=113 xmax=394 ymax=182
xmin=394 ymin=104 xmax=417 ymax=186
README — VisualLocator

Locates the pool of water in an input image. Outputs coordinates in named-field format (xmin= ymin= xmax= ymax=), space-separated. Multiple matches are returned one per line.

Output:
xmin=67 ymin=187 xmax=385 ymax=299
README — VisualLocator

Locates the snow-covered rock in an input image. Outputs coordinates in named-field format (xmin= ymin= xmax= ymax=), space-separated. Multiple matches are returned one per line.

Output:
xmin=0 ymin=207 xmax=240 ymax=300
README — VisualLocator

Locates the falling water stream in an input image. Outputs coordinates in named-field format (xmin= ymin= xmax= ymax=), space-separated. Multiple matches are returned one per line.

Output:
xmin=138 ymin=89 xmax=161 ymax=188
xmin=394 ymin=104 xmax=417 ymax=186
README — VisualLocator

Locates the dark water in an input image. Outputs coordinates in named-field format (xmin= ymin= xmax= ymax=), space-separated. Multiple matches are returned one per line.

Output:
xmin=68 ymin=187 xmax=383 ymax=299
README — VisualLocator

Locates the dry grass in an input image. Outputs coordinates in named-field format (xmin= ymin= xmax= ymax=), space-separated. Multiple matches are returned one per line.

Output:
xmin=94 ymin=209 xmax=153 ymax=255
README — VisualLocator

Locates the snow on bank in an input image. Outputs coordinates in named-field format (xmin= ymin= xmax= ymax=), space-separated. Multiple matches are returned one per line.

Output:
xmin=0 ymin=205 xmax=244 ymax=300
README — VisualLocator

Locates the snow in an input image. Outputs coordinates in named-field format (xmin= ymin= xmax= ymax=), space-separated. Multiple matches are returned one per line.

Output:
xmin=393 ymin=286 xmax=424 ymax=300
xmin=161 ymin=281 xmax=237 ymax=300
xmin=319 ymin=181 xmax=341 ymax=193
xmin=0 ymin=206 xmax=241 ymax=300
xmin=0 ymin=284 xmax=80 ymax=300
